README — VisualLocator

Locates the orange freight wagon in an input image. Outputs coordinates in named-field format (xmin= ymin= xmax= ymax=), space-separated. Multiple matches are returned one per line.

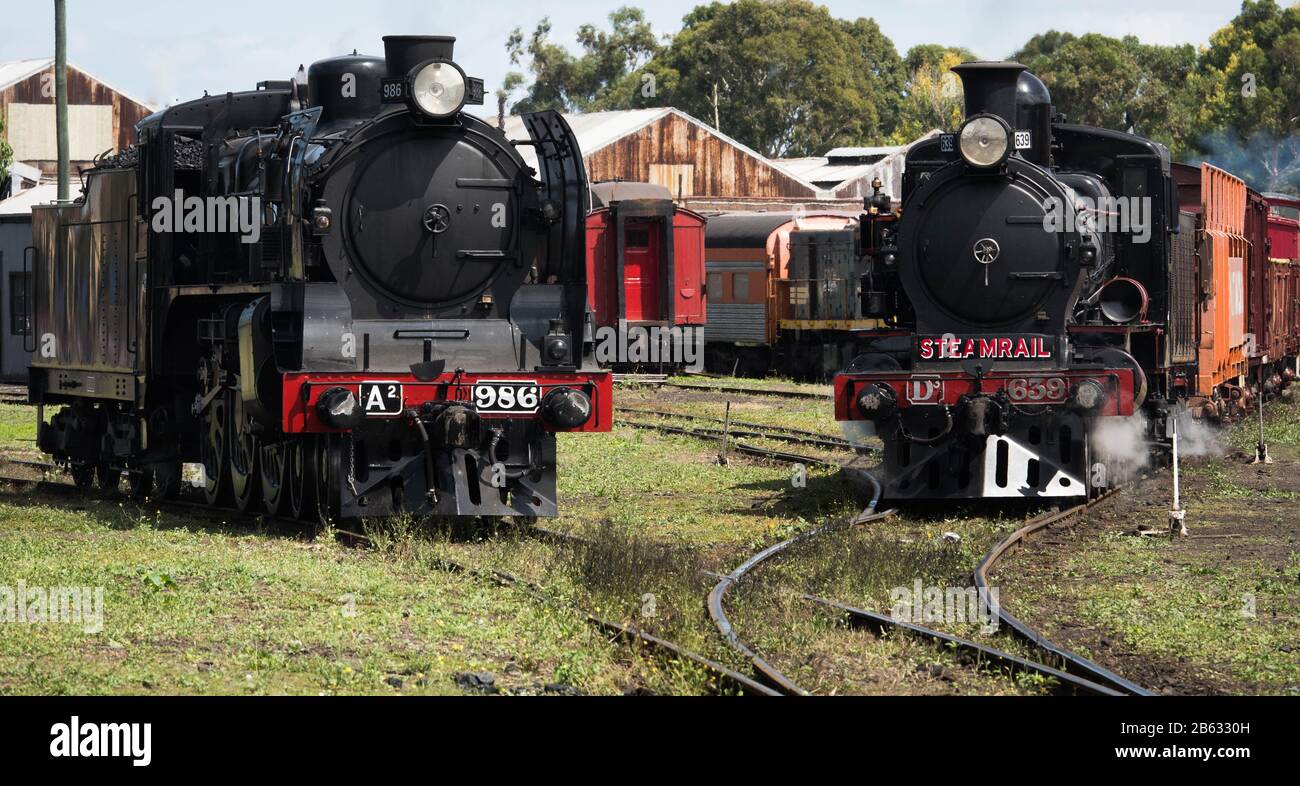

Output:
xmin=1173 ymin=163 xmax=1251 ymax=406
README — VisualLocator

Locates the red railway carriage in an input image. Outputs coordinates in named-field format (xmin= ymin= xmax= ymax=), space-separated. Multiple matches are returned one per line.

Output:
xmin=1263 ymin=193 xmax=1300 ymax=381
xmin=1244 ymin=189 xmax=1300 ymax=389
xmin=585 ymin=182 xmax=706 ymax=351
xmin=1268 ymin=194 xmax=1300 ymax=261
xmin=702 ymin=211 xmax=874 ymax=379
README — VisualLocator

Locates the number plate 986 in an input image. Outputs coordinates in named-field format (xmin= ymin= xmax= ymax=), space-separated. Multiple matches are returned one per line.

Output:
xmin=472 ymin=381 xmax=542 ymax=414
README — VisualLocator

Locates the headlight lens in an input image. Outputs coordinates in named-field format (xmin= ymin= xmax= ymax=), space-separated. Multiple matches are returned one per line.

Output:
xmin=1070 ymin=380 xmax=1108 ymax=413
xmin=541 ymin=387 xmax=593 ymax=430
xmin=316 ymin=387 xmax=363 ymax=429
xmin=411 ymin=62 xmax=466 ymax=117
xmin=959 ymin=116 xmax=1010 ymax=167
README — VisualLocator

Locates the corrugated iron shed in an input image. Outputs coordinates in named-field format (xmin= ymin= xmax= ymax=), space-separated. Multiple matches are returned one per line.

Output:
xmin=0 ymin=183 xmax=59 ymax=218
xmin=775 ymin=131 xmax=944 ymax=202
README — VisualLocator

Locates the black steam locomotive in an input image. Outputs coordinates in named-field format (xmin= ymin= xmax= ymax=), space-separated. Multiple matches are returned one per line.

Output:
xmin=837 ymin=62 xmax=1180 ymax=499
xmin=28 ymin=35 xmax=612 ymax=521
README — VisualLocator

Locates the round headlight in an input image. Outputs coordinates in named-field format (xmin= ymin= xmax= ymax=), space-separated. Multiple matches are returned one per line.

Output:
xmin=958 ymin=116 xmax=1011 ymax=168
xmin=411 ymin=62 xmax=466 ymax=117
xmin=856 ymin=383 xmax=898 ymax=422
xmin=541 ymin=387 xmax=593 ymax=430
xmin=1070 ymin=380 xmax=1108 ymax=413
xmin=317 ymin=387 xmax=364 ymax=429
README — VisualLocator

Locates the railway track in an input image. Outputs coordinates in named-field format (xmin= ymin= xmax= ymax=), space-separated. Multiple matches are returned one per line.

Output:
xmin=0 ymin=462 xmax=779 ymax=697
xmin=975 ymin=494 xmax=1155 ymax=696
xmin=617 ymin=407 xmax=860 ymax=452
xmin=612 ymin=374 xmax=669 ymax=385
xmin=0 ymin=384 xmax=30 ymax=406
xmin=616 ymin=418 xmax=836 ymax=467
xmin=661 ymin=381 xmax=833 ymax=401
xmin=613 ymin=409 xmax=1148 ymax=694
xmin=614 ymin=374 xmax=834 ymax=401
xmin=705 ymin=471 xmax=1150 ymax=696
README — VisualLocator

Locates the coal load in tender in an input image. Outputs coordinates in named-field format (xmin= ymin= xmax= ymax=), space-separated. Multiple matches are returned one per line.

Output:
xmin=94 ymin=137 xmax=205 ymax=170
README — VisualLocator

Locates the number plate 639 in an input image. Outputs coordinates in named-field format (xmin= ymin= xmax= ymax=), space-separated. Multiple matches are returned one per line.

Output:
xmin=1006 ymin=377 xmax=1068 ymax=404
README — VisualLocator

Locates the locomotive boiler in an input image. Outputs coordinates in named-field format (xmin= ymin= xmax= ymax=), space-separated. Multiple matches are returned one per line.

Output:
xmin=28 ymin=35 xmax=612 ymax=521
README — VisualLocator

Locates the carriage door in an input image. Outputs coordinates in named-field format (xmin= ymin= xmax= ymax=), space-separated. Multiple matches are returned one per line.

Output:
xmin=623 ymin=221 xmax=662 ymax=322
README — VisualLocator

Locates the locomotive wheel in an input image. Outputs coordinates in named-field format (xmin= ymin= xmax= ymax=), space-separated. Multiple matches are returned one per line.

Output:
xmin=285 ymin=438 xmax=313 ymax=521
xmin=126 ymin=467 xmax=155 ymax=500
xmin=260 ymin=440 xmax=288 ymax=517
xmin=260 ymin=439 xmax=310 ymax=519
xmin=312 ymin=434 xmax=343 ymax=527
xmin=202 ymin=390 xmax=233 ymax=507
xmin=147 ymin=462 xmax=181 ymax=503
xmin=95 ymin=461 xmax=121 ymax=494
xmin=229 ymin=389 xmax=260 ymax=513
xmin=70 ymin=463 xmax=96 ymax=489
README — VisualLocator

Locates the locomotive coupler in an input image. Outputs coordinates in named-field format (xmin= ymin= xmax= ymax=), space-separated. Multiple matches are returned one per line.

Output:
xmin=407 ymin=402 xmax=486 ymax=503
xmin=960 ymin=394 xmax=1006 ymax=439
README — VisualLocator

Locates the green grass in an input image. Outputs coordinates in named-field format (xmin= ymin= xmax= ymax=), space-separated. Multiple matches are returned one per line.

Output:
xmin=1226 ymin=391 xmax=1300 ymax=452
xmin=1006 ymin=393 xmax=1300 ymax=693
xmin=622 ymin=397 xmax=841 ymax=439
xmin=667 ymin=373 xmax=830 ymax=394
xmin=0 ymin=374 xmax=1121 ymax=696
xmin=0 ymin=403 xmax=38 ymax=452
xmin=0 ymin=379 xmax=878 ymax=695
xmin=552 ymin=426 xmax=858 ymax=545
xmin=1026 ymin=534 xmax=1300 ymax=690
xmin=0 ymin=495 xmax=740 ymax=695
xmin=1190 ymin=462 xmax=1300 ymax=501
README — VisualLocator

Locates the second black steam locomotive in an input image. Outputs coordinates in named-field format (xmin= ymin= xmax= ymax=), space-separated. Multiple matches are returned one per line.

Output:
xmin=836 ymin=62 xmax=1181 ymax=499
xmin=29 ymin=35 xmax=612 ymax=521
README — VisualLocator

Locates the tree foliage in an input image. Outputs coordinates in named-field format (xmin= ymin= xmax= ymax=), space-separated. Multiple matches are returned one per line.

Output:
xmin=507 ymin=0 xmax=904 ymax=158
xmin=1012 ymin=32 xmax=1198 ymax=154
xmin=889 ymin=45 xmax=977 ymax=143
xmin=505 ymin=7 xmax=662 ymax=114
xmin=647 ymin=0 xmax=904 ymax=157
xmin=502 ymin=0 xmax=1300 ymax=193
xmin=1012 ymin=3 xmax=1300 ymax=193
xmin=1186 ymin=0 xmax=1300 ymax=193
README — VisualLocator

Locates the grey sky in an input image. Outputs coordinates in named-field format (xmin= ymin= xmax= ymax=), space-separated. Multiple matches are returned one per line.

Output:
xmin=4 ymin=0 xmax=1245 ymax=114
